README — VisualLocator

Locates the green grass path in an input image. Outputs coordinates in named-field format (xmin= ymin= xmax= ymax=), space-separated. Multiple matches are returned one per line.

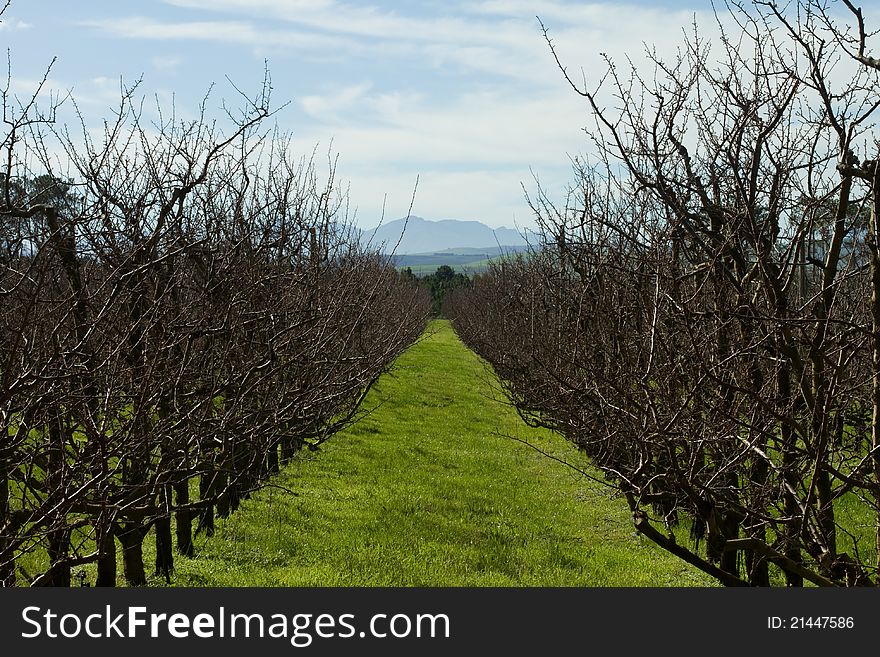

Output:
xmin=173 ymin=320 xmax=715 ymax=586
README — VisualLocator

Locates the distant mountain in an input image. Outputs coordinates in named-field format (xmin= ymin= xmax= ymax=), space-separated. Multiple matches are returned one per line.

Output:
xmin=359 ymin=216 xmax=532 ymax=255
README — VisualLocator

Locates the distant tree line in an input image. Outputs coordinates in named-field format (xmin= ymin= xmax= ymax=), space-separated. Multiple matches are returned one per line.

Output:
xmin=0 ymin=3 xmax=430 ymax=586
xmin=402 ymin=265 xmax=471 ymax=316
xmin=448 ymin=0 xmax=880 ymax=586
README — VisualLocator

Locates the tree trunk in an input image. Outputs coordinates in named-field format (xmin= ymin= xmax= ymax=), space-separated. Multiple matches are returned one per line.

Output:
xmin=226 ymin=444 xmax=242 ymax=515
xmin=0 ymin=450 xmax=13 ymax=587
xmin=280 ymin=435 xmax=301 ymax=464
xmin=745 ymin=539 xmax=770 ymax=587
xmin=718 ymin=477 xmax=742 ymax=581
xmin=154 ymin=513 xmax=173 ymax=583
xmin=46 ymin=413 xmax=71 ymax=587
xmin=779 ymin=392 xmax=804 ymax=586
xmin=46 ymin=526 xmax=72 ymax=587
xmin=117 ymin=523 xmax=148 ymax=586
xmin=746 ymin=354 xmax=771 ymax=587
xmin=267 ymin=439 xmax=279 ymax=475
xmin=814 ymin=463 xmax=837 ymax=557
xmin=197 ymin=467 xmax=216 ymax=536
xmin=154 ymin=481 xmax=174 ymax=582
xmin=215 ymin=448 xmax=232 ymax=519
xmin=175 ymin=480 xmax=194 ymax=556
xmin=95 ymin=521 xmax=117 ymax=587
xmin=869 ymin=171 xmax=880 ymax=581
xmin=746 ymin=456 xmax=771 ymax=586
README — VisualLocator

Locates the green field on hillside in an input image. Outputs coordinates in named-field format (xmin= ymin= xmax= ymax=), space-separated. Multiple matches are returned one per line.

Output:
xmin=168 ymin=321 xmax=717 ymax=586
xmin=402 ymin=263 xmax=489 ymax=276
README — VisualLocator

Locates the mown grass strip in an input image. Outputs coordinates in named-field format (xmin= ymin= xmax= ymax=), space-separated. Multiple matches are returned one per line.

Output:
xmin=170 ymin=320 xmax=716 ymax=586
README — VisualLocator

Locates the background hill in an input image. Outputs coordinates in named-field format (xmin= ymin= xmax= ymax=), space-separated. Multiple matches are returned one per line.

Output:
xmin=360 ymin=216 xmax=535 ymax=275
xmin=360 ymin=215 xmax=533 ymax=255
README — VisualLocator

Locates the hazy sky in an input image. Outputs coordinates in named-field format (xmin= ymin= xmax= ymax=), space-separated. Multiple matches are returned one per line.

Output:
xmin=3 ymin=0 xmax=875 ymax=230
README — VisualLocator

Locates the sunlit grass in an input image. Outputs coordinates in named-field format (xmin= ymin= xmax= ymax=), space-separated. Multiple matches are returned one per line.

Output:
xmin=169 ymin=320 xmax=716 ymax=587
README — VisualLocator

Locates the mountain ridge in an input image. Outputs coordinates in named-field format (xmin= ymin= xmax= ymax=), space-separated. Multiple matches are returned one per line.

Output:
xmin=359 ymin=215 xmax=532 ymax=255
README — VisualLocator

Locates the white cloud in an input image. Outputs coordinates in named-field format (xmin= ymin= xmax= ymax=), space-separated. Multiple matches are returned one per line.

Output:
xmin=290 ymin=82 xmax=587 ymax=228
xmin=69 ymin=1 xmax=742 ymax=228
xmin=300 ymin=81 xmax=374 ymax=122
xmin=0 ymin=17 xmax=32 ymax=31
xmin=79 ymin=16 xmax=357 ymax=52
xmin=90 ymin=3 xmax=717 ymax=86
xmin=162 ymin=0 xmax=516 ymax=43
xmin=152 ymin=56 xmax=183 ymax=72
xmin=337 ymin=162 xmax=572 ymax=230
xmin=10 ymin=76 xmax=66 ymax=98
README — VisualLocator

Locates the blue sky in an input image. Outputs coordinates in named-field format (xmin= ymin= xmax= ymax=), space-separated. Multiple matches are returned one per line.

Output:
xmin=2 ymin=0 xmax=875 ymax=230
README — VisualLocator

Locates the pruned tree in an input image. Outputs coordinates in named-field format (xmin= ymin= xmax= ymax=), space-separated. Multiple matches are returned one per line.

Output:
xmin=450 ymin=0 xmax=880 ymax=586
xmin=0 ymin=0 xmax=430 ymax=585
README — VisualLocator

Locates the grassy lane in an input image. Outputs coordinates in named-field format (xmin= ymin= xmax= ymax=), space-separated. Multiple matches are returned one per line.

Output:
xmin=172 ymin=320 xmax=716 ymax=586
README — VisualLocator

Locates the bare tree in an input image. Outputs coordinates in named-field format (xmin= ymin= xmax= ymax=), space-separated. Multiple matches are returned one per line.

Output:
xmin=450 ymin=0 xmax=880 ymax=586
xmin=0 ymin=4 xmax=430 ymax=584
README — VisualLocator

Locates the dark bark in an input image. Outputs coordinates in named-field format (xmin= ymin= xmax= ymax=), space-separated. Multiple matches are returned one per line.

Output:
xmin=95 ymin=522 xmax=117 ymax=587
xmin=46 ymin=414 xmax=71 ymax=587
xmin=746 ymin=545 xmax=770 ymax=587
xmin=46 ymin=527 xmax=72 ymax=587
xmin=197 ymin=468 xmax=216 ymax=536
xmin=117 ymin=522 xmax=148 ymax=586
xmin=175 ymin=480 xmax=194 ymax=557
xmin=280 ymin=436 xmax=303 ymax=464
xmin=267 ymin=439 xmax=279 ymax=475
xmin=718 ymin=508 xmax=741 ymax=582
xmin=0 ymin=451 xmax=12 ymax=587
xmin=154 ymin=513 xmax=173 ymax=583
